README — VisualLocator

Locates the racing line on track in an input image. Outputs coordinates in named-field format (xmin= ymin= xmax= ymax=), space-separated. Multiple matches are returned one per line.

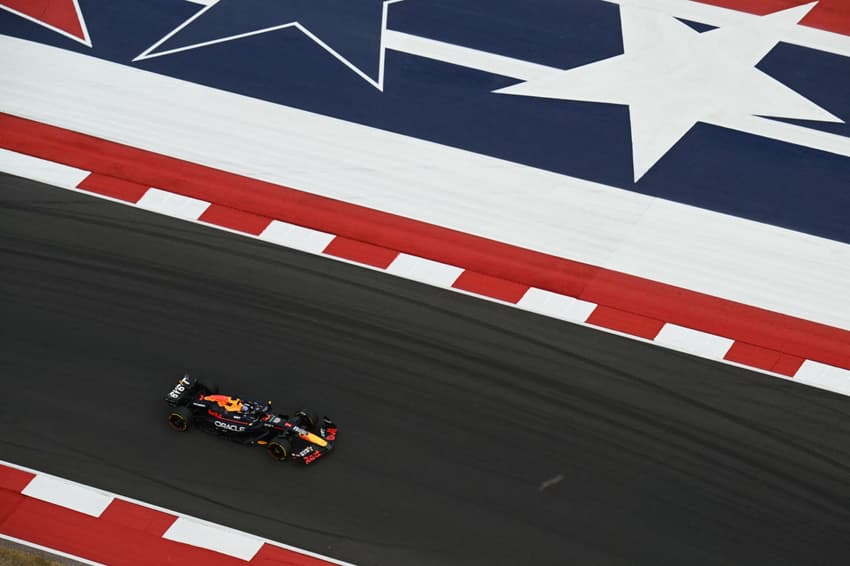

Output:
xmin=4 ymin=172 xmax=850 ymax=565
xmin=1 ymin=113 xmax=849 ymax=396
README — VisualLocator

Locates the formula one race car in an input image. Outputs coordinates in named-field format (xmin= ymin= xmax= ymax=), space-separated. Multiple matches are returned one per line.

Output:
xmin=164 ymin=374 xmax=337 ymax=464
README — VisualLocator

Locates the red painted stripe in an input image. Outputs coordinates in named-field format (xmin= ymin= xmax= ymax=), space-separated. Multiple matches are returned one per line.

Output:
xmin=1 ymin=0 xmax=86 ymax=40
xmin=0 ymin=465 xmax=34 ymax=493
xmin=772 ymin=353 xmax=806 ymax=377
xmin=100 ymin=499 xmax=177 ymax=537
xmin=724 ymin=342 xmax=805 ymax=376
xmin=1 ymin=114 xmax=848 ymax=371
xmin=323 ymin=237 xmax=399 ymax=268
xmin=253 ymin=544 xmax=341 ymax=565
xmin=77 ymin=173 xmax=149 ymax=203
xmin=696 ymin=0 xmax=850 ymax=37
xmin=199 ymin=204 xmax=273 ymax=235
xmin=0 ymin=490 xmax=25 ymax=526
xmin=452 ymin=271 xmax=529 ymax=303
xmin=586 ymin=306 xmax=665 ymax=339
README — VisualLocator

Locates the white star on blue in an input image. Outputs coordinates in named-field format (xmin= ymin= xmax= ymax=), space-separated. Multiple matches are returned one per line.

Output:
xmin=136 ymin=0 xmax=401 ymax=88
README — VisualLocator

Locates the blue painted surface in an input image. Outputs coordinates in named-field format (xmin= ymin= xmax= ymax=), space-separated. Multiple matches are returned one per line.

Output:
xmin=151 ymin=1 xmax=388 ymax=83
xmin=2 ymin=0 xmax=848 ymax=242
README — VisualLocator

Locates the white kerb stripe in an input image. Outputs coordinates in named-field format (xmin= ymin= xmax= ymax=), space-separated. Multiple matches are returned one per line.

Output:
xmin=386 ymin=254 xmax=464 ymax=287
xmin=0 ymin=149 xmax=90 ymax=188
xmin=21 ymin=474 xmax=114 ymax=517
xmin=654 ymin=324 xmax=734 ymax=359
xmin=794 ymin=361 xmax=850 ymax=396
xmin=259 ymin=220 xmax=336 ymax=253
xmin=136 ymin=188 xmax=211 ymax=220
xmin=518 ymin=288 xmax=597 ymax=323
xmin=163 ymin=516 xmax=265 ymax=561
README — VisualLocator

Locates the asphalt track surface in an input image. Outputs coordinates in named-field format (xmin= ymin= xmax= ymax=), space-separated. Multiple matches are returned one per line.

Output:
xmin=3 ymin=173 xmax=850 ymax=566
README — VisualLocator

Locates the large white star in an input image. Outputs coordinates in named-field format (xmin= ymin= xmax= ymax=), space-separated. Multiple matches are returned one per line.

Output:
xmin=496 ymin=2 xmax=842 ymax=181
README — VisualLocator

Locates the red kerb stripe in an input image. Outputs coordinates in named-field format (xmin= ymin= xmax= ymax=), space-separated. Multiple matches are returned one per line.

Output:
xmin=724 ymin=342 xmax=805 ymax=376
xmin=0 ymin=465 xmax=35 ymax=493
xmin=99 ymin=499 xmax=177 ymax=537
xmin=199 ymin=204 xmax=273 ymax=235
xmin=0 ymin=487 xmax=343 ymax=565
xmin=253 ymin=543 xmax=342 ymax=565
xmin=323 ymin=237 xmax=399 ymax=268
xmin=586 ymin=306 xmax=665 ymax=339
xmin=77 ymin=173 xmax=149 ymax=203
xmin=1 ymin=497 xmax=250 ymax=565
xmin=452 ymin=271 xmax=530 ymax=303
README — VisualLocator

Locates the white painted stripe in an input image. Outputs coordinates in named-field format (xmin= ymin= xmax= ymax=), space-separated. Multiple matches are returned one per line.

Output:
xmin=386 ymin=254 xmax=464 ymax=287
xmin=794 ymin=360 xmax=850 ymax=396
xmin=654 ymin=323 xmax=734 ymax=359
xmin=390 ymin=22 xmax=850 ymax=164
xmin=136 ymin=188 xmax=210 ymax=220
xmin=259 ymin=220 xmax=336 ymax=253
xmin=21 ymin=474 xmax=113 ymax=517
xmin=0 ymin=148 xmax=90 ymax=188
xmin=517 ymin=288 xmax=597 ymax=323
xmin=0 ymin=533 xmax=106 ymax=566
xmin=162 ymin=516 xmax=264 ymax=561
xmin=384 ymin=30 xmax=557 ymax=80
xmin=2 ymin=36 xmax=849 ymax=331
xmin=604 ymin=0 xmax=850 ymax=58
xmin=603 ymin=199 xmax=850 ymax=333
xmin=715 ymin=114 xmax=850 ymax=162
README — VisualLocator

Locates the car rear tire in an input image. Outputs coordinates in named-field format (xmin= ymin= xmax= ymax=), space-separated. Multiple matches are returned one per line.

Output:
xmin=295 ymin=409 xmax=318 ymax=429
xmin=199 ymin=381 xmax=219 ymax=395
xmin=167 ymin=406 xmax=192 ymax=432
xmin=267 ymin=436 xmax=293 ymax=461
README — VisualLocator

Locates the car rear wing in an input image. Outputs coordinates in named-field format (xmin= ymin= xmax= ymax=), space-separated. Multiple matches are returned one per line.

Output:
xmin=165 ymin=374 xmax=198 ymax=406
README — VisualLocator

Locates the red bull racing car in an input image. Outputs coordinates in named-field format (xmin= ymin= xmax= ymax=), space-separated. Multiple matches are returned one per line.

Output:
xmin=165 ymin=374 xmax=337 ymax=464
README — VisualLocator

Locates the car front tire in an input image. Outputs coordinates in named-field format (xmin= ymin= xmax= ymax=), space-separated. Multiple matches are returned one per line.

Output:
xmin=267 ymin=436 xmax=293 ymax=461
